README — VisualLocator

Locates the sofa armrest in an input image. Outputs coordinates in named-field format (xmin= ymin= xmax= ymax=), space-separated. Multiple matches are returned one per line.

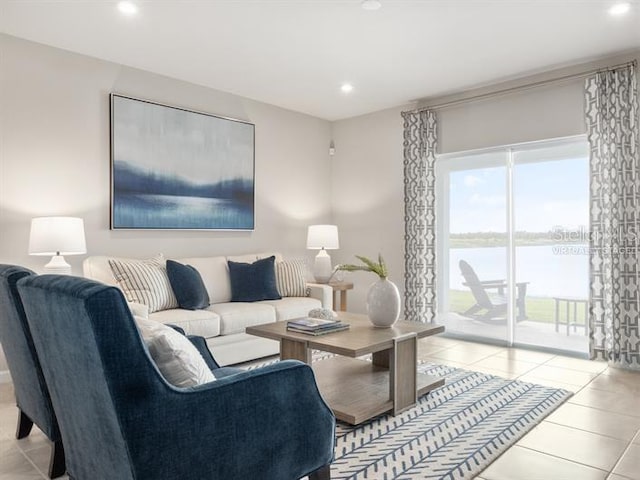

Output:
xmin=131 ymin=360 xmax=335 ymax=480
xmin=307 ymin=283 xmax=332 ymax=309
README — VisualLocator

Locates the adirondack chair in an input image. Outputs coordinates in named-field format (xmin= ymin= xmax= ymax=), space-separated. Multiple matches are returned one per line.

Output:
xmin=458 ymin=260 xmax=528 ymax=321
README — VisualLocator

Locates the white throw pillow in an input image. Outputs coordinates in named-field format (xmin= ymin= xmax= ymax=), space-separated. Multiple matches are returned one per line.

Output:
xmin=109 ymin=254 xmax=178 ymax=313
xmin=134 ymin=316 xmax=215 ymax=388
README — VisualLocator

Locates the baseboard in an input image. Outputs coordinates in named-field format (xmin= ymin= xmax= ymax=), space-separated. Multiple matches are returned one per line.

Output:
xmin=0 ymin=370 xmax=12 ymax=384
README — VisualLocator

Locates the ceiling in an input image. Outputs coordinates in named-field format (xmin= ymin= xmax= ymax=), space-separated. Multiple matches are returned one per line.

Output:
xmin=1 ymin=1 xmax=639 ymax=120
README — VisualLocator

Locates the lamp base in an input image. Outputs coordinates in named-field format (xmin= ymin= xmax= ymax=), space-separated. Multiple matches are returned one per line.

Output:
xmin=44 ymin=255 xmax=71 ymax=275
xmin=313 ymin=249 xmax=333 ymax=284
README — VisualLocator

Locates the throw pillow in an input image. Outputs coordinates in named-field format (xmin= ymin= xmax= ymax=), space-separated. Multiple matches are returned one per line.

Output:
xmin=275 ymin=260 xmax=308 ymax=297
xmin=134 ymin=316 xmax=215 ymax=387
xmin=228 ymin=255 xmax=282 ymax=302
xmin=166 ymin=260 xmax=210 ymax=310
xmin=109 ymin=254 xmax=178 ymax=313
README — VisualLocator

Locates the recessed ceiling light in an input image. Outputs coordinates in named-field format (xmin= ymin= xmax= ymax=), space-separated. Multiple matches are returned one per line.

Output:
xmin=608 ymin=2 xmax=631 ymax=16
xmin=117 ymin=1 xmax=138 ymax=16
xmin=341 ymin=83 xmax=354 ymax=93
xmin=361 ymin=0 xmax=382 ymax=11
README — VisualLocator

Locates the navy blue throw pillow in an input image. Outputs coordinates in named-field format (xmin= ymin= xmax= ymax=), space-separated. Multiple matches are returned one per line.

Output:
xmin=228 ymin=256 xmax=282 ymax=302
xmin=166 ymin=260 xmax=210 ymax=310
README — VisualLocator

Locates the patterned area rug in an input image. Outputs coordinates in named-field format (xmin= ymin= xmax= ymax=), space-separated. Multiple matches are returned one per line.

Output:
xmin=244 ymin=356 xmax=572 ymax=479
xmin=330 ymin=362 xmax=572 ymax=480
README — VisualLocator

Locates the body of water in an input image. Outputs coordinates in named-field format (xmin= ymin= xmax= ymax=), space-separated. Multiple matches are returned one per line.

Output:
xmin=114 ymin=193 xmax=254 ymax=229
xmin=449 ymin=245 xmax=589 ymax=298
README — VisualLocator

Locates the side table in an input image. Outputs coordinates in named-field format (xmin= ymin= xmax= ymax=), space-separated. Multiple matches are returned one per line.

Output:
xmin=328 ymin=282 xmax=353 ymax=311
xmin=553 ymin=296 xmax=588 ymax=335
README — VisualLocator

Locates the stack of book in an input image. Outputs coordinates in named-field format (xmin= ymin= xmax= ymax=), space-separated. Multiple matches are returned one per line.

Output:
xmin=286 ymin=317 xmax=350 ymax=336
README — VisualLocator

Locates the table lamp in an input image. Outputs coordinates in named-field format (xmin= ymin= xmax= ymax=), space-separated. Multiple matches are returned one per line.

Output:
xmin=307 ymin=224 xmax=339 ymax=283
xmin=28 ymin=217 xmax=87 ymax=275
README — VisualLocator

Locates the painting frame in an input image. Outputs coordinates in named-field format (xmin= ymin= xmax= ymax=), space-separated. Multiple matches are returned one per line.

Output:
xmin=110 ymin=94 xmax=255 ymax=231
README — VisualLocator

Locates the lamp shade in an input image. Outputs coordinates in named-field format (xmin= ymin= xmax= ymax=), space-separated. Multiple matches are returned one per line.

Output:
xmin=28 ymin=217 xmax=87 ymax=256
xmin=306 ymin=225 xmax=339 ymax=250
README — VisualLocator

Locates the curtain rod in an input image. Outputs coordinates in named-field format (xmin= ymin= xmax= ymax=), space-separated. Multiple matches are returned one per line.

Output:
xmin=411 ymin=60 xmax=637 ymax=112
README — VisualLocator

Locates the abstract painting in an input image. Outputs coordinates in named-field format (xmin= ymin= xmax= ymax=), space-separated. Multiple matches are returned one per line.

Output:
xmin=110 ymin=94 xmax=255 ymax=230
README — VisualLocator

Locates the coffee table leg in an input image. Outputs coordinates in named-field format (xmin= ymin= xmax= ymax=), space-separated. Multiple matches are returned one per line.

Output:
xmin=372 ymin=350 xmax=390 ymax=368
xmin=390 ymin=333 xmax=418 ymax=415
xmin=280 ymin=338 xmax=310 ymax=363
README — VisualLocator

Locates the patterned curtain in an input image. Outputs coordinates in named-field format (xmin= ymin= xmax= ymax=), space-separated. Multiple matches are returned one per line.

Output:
xmin=402 ymin=109 xmax=437 ymax=323
xmin=586 ymin=61 xmax=640 ymax=369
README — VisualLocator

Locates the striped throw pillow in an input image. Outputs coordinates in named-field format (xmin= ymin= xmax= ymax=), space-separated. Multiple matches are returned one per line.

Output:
xmin=276 ymin=260 xmax=308 ymax=297
xmin=109 ymin=255 xmax=178 ymax=313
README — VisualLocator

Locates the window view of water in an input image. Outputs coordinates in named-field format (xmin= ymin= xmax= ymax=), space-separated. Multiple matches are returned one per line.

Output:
xmin=449 ymin=245 xmax=589 ymax=299
xmin=438 ymin=138 xmax=590 ymax=353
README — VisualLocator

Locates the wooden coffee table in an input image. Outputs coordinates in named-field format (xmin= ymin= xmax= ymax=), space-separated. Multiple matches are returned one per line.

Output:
xmin=246 ymin=312 xmax=445 ymax=425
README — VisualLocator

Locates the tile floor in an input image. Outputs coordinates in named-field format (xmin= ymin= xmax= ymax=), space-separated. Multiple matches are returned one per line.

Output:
xmin=0 ymin=336 xmax=638 ymax=479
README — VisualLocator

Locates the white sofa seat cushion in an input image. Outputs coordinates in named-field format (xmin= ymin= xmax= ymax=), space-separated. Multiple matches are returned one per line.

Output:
xmin=206 ymin=333 xmax=279 ymax=366
xmin=149 ymin=309 xmax=221 ymax=338
xmin=260 ymin=297 xmax=322 ymax=321
xmin=208 ymin=302 xmax=276 ymax=335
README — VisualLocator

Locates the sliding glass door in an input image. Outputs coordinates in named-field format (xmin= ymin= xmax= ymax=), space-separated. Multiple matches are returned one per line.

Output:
xmin=437 ymin=137 xmax=589 ymax=354
xmin=438 ymin=151 xmax=510 ymax=342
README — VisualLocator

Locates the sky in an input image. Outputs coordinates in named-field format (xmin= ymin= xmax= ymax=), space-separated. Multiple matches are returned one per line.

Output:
xmin=449 ymin=156 xmax=589 ymax=234
xmin=112 ymin=95 xmax=254 ymax=185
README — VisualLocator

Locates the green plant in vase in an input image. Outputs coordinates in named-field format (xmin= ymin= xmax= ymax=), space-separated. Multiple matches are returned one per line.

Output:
xmin=335 ymin=254 xmax=388 ymax=279
xmin=336 ymin=254 xmax=399 ymax=328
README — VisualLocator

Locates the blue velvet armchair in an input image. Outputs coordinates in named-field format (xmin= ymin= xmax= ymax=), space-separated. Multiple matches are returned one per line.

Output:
xmin=0 ymin=265 xmax=65 ymax=478
xmin=17 ymin=274 xmax=335 ymax=480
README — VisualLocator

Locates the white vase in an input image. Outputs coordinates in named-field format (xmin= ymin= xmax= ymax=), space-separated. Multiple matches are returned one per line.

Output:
xmin=366 ymin=278 xmax=400 ymax=328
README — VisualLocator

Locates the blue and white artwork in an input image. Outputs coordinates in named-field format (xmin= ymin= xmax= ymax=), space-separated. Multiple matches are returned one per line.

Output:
xmin=111 ymin=95 xmax=255 ymax=230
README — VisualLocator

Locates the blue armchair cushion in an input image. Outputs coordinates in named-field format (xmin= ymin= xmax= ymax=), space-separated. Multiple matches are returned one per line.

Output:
xmin=228 ymin=255 xmax=282 ymax=302
xmin=166 ymin=260 xmax=210 ymax=310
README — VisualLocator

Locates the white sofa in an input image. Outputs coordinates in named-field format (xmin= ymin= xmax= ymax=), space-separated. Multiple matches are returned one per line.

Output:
xmin=83 ymin=252 xmax=332 ymax=366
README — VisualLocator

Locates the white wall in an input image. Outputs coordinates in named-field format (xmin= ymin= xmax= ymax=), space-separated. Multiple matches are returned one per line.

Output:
xmin=331 ymin=104 xmax=413 ymax=314
xmin=0 ymin=34 xmax=333 ymax=268
xmin=0 ymin=34 xmax=332 ymax=374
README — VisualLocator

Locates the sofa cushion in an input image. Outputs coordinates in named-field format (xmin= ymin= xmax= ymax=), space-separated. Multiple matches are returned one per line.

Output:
xmin=109 ymin=254 xmax=178 ymax=313
xmin=134 ymin=317 xmax=215 ymax=387
xmin=149 ymin=308 xmax=221 ymax=338
xmin=166 ymin=260 xmax=210 ymax=310
xmin=176 ymin=256 xmax=231 ymax=304
xmin=275 ymin=260 xmax=308 ymax=297
xmin=208 ymin=302 xmax=276 ymax=335
xmin=228 ymin=256 xmax=281 ymax=302
xmin=261 ymin=297 xmax=323 ymax=321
